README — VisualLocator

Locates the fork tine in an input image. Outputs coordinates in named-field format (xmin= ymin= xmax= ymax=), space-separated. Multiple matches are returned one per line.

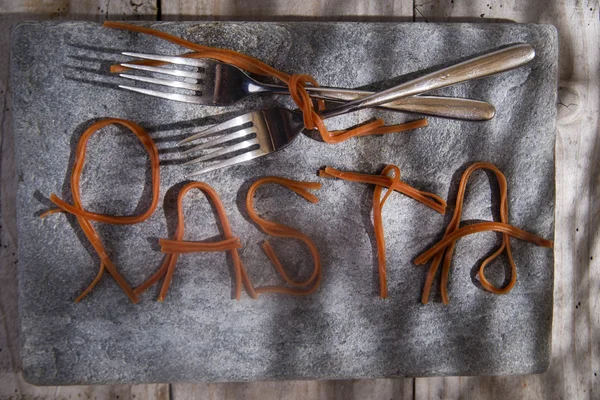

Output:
xmin=119 ymin=85 xmax=205 ymax=104
xmin=120 ymin=63 xmax=205 ymax=79
xmin=186 ymin=149 xmax=266 ymax=177
xmin=181 ymin=127 xmax=256 ymax=156
xmin=122 ymin=52 xmax=209 ymax=68
xmin=184 ymin=138 xmax=261 ymax=166
xmin=120 ymin=73 xmax=204 ymax=91
xmin=177 ymin=113 xmax=254 ymax=145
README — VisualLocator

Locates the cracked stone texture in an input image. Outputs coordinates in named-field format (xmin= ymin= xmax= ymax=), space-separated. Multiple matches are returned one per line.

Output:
xmin=11 ymin=21 xmax=557 ymax=385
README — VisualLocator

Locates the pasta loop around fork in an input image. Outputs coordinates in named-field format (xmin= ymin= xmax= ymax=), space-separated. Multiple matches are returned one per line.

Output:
xmin=104 ymin=22 xmax=428 ymax=143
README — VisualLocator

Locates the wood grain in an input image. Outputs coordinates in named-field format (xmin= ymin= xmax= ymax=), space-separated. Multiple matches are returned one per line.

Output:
xmin=172 ymin=379 xmax=413 ymax=400
xmin=162 ymin=0 xmax=412 ymax=20
xmin=0 ymin=0 xmax=157 ymax=18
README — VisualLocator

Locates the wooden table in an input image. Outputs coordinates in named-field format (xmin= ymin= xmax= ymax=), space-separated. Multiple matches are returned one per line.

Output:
xmin=0 ymin=1 xmax=597 ymax=399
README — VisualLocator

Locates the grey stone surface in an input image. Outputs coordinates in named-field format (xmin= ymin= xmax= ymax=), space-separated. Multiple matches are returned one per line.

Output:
xmin=11 ymin=21 xmax=557 ymax=385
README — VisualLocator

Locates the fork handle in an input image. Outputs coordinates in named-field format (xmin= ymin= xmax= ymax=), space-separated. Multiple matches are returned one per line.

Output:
xmin=260 ymin=83 xmax=496 ymax=120
xmin=305 ymin=89 xmax=496 ymax=121
xmin=257 ymin=80 xmax=497 ymax=120
xmin=319 ymin=44 xmax=535 ymax=119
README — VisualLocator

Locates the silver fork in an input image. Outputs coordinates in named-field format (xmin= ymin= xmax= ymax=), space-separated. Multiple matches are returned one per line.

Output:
xmin=177 ymin=44 xmax=535 ymax=177
xmin=118 ymin=53 xmax=495 ymax=121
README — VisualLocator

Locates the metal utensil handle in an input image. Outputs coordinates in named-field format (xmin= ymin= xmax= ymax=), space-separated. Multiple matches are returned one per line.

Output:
xmin=319 ymin=43 xmax=535 ymax=119
xmin=263 ymin=84 xmax=495 ymax=120
xmin=306 ymin=88 xmax=496 ymax=121
xmin=379 ymin=96 xmax=495 ymax=121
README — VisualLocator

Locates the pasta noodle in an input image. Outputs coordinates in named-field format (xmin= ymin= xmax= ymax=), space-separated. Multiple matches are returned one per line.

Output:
xmin=135 ymin=182 xmax=257 ymax=301
xmin=415 ymin=162 xmax=554 ymax=304
xmin=42 ymin=118 xmax=161 ymax=303
xmin=319 ymin=165 xmax=446 ymax=298
xmin=246 ymin=177 xmax=322 ymax=296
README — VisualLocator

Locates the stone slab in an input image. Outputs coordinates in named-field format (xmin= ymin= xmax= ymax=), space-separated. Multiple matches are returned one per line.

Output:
xmin=11 ymin=21 xmax=557 ymax=384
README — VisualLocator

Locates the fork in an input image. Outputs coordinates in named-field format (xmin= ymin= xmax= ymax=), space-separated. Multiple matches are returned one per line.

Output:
xmin=176 ymin=44 xmax=535 ymax=177
xmin=118 ymin=54 xmax=495 ymax=121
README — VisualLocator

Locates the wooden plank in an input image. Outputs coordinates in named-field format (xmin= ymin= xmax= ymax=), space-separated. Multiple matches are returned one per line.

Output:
xmin=0 ymin=1 xmax=166 ymax=399
xmin=414 ymin=1 xmax=600 ymax=400
xmin=172 ymin=379 xmax=413 ymax=400
xmin=0 ymin=0 xmax=157 ymax=18
xmin=162 ymin=0 xmax=412 ymax=20
xmin=0 ymin=375 xmax=169 ymax=400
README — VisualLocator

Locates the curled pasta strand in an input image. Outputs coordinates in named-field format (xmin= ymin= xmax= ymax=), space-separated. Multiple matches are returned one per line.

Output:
xmin=417 ymin=162 xmax=554 ymax=305
xmin=246 ymin=177 xmax=322 ymax=296
xmin=42 ymin=118 xmax=161 ymax=303
xmin=319 ymin=165 xmax=446 ymax=298
xmin=135 ymin=182 xmax=257 ymax=302
xmin=319 ymin=166 xmax=447 ymax=214
xmin=74 ymin=262 xmax=105 ymax=303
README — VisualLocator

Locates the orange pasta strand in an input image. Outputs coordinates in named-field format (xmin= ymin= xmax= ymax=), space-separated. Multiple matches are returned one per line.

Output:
xmin=319 ymin=165 xmax=446 ymax=298
xmin=74 ymin=262 xmax=105 ymax=303
xmin=245 ymin=177 xmax=322 ymax=296
xmin=416 ymin=162 xmax=554 ymax=305
xmin=135 ymin=182 xmax=257 ymax=302
xmin=103 ymin=22 xmax=427 ymax=143
xmin=319 ymin=166 xmax=446 ymax=214
xmin=42 ymin=118 xmax=161 ymax=303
